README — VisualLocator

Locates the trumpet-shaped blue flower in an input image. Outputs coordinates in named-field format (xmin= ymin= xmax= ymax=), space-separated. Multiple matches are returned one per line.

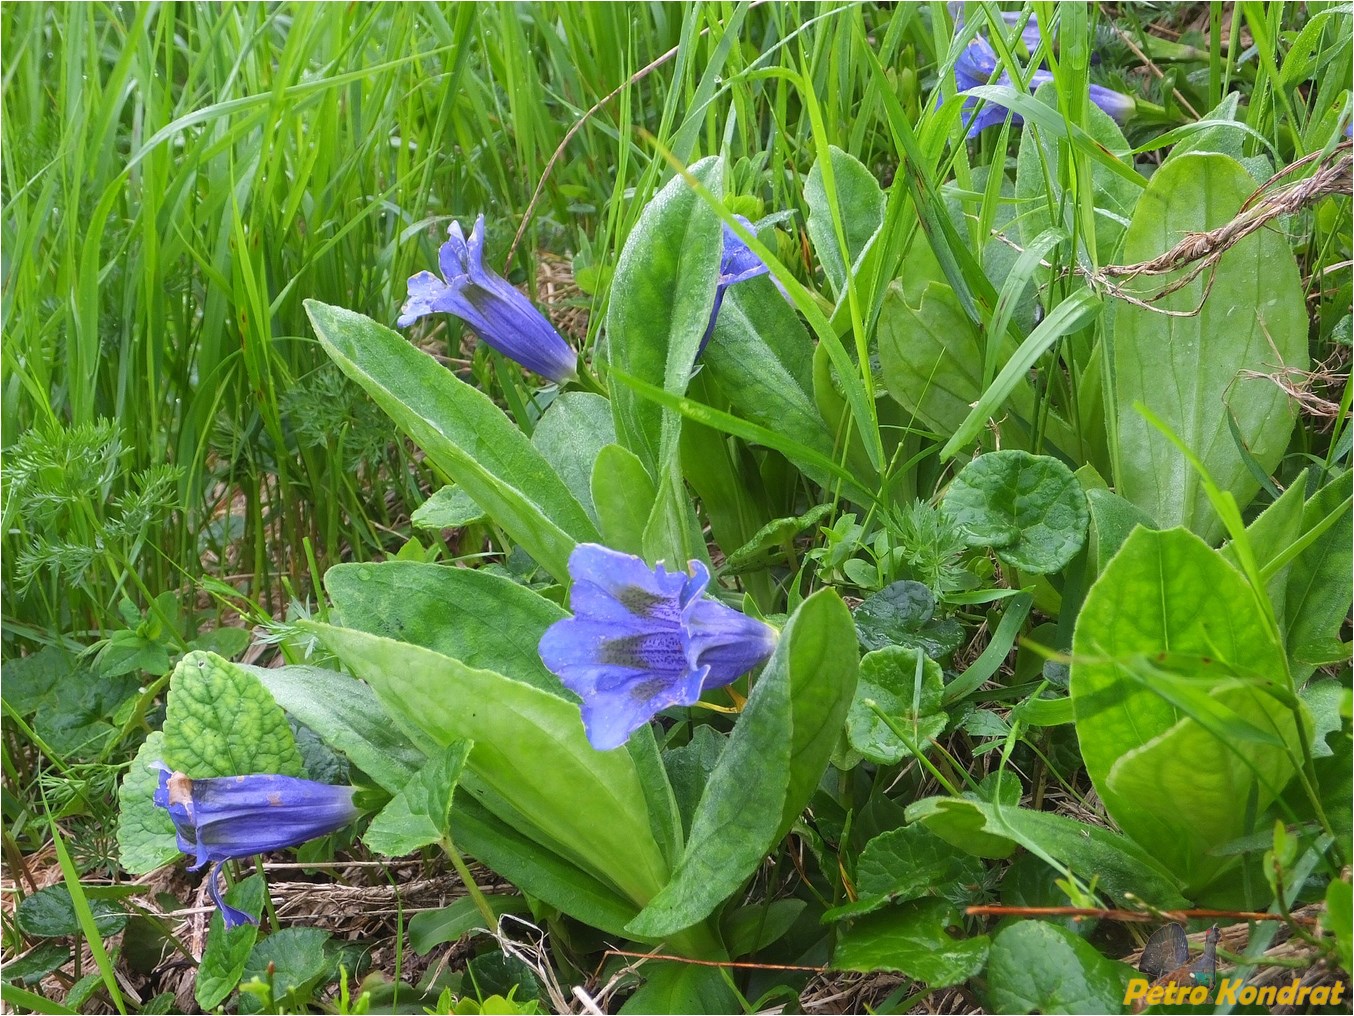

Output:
xmin=398 ymin=215 xmax=577 ymax=384
xmin=952 ymin=33 xmax=1135 ymax=137
xmin=539 ymin=544 xmax=778 ymax=750
xmin=154 ymin=766 xmax=360 ymax=928
xmin=699 ymin=215 xmax=774 ymax=356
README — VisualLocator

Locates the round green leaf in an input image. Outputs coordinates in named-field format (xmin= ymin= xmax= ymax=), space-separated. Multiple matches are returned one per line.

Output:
xmin=945 ymin=450 xmax=1089 ymax=574
xmin=984 ymin=920 xmax=1134 ymax=1014
xmin=847 ymin=646 xmax=947 ymax=765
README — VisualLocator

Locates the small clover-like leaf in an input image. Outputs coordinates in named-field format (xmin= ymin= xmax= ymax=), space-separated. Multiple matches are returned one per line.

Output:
xmin=944 ymin=450 xmax=1089 ymax=574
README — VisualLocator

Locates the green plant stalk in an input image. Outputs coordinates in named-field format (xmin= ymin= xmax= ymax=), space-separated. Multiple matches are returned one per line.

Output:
xmin=439 ymin=832 xmax=500 ymax=934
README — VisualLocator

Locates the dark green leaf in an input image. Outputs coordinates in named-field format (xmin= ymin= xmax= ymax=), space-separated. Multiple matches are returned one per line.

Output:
xmin=853 ymin=580 xmax=965 ymax=660
xmin=195 ymin=876 xmax=267 ymax=1011
xmin=15 ymin=885 xmax=127 ymax=939
xmin=531 ymin=392 xmax=615 ymax=526
xmin=831 ymin=899 xmax=988 ymax=987
xmin=944 ymin=450 xmax=1089 ymax=574
xmin=240 ymin=927 xmax=330 ymax=1013
xmin=591 ymin=443 xmax=657 ymax=557
xmin=411 ymin=485 xmax=486 ymax=530
xmin=618 ymin=960 xmax=742 ymax=1015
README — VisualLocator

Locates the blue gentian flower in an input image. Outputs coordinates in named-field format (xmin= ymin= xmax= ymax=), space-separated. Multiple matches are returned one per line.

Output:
xmin=398 ymin=215 xmax=578 ymax=384
xmin=538 ymin=544 xmax=778 ymax=750
xmin=154 ymin=766 xmax=360 ymax=928
xmin=699 ymin=215 xmax=773 ymax=356
xmin=951 ymin=33 xmax=1135 ymax=137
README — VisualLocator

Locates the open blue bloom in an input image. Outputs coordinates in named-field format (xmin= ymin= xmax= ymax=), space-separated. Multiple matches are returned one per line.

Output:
xmin=698 ymin=215 xmax=773 ymax=356
xmin=538 ymin=544 xmax=778 ymax=750
xmin=951 ymin=34 xmax=1135 ymax=137
xmin=154 ymin=766 xmax=360 ymax=928
xmin=398 ymin=215 xmax=577 ymax=384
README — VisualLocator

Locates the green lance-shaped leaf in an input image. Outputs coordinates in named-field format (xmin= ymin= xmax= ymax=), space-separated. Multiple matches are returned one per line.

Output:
xmin=626 ymin=589 xmax=858 ymax=939
xmin=305 ymin=300 xmax=598 ymax=582
xmin=300 ymin=621 xmax=669 ymax=908
xmin=1111 ymin=153 xmax=1307 ymax=543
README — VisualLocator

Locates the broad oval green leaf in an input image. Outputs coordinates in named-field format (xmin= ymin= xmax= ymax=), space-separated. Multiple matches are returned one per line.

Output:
xmin=324 ymin=560 xmax=567 ymax=697
xmin=530 ymin=391 xmax=616 ymax=526
xmin=831 ymin=899 xmax=989 ymax=988
xmin=846 ymin=646 xmax=947 ymax=765
xmin=984 ymin=920 xmax=1134 ymax=1015
xmin=1112 ymin=153 xmax=1307 ymax=544
xmin=944 ymin=450 xmax=1089 ymax=574
xmin=305 ymin=300 xmax=598 ymax=582
xmin=1070 ymin=526 xmax=1305 ymax=890
xmin=591 ymin=443 xmax=656 ymax=557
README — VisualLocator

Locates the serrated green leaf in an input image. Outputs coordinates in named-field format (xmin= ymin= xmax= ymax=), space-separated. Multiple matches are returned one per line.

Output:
xmin=984 ymin=920 xmax=1134 ymax=1014
xmin=162 ymin=651 xmax=302 ymax=778
xmin=115 ymin=731 xmax=180 ymax=874
xmin=944 ymin=450 xmax=1089 ymax=574
xmin=846 ymin=646 xmax=947 ymax=765
xmin=195 ymin=875 xmax=266 ymax=1011
xmin=240 ymin=927 xmax=330 ymax=1013
xmin=364 ymin=739 xmax=471 ymax=856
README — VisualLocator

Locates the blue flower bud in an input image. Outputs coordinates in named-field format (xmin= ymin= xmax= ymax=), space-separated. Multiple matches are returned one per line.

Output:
xmin=153 ymin=766 xmax=359 ymax=928
xmin=398 ymin=215 xmax=578 ymax=384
